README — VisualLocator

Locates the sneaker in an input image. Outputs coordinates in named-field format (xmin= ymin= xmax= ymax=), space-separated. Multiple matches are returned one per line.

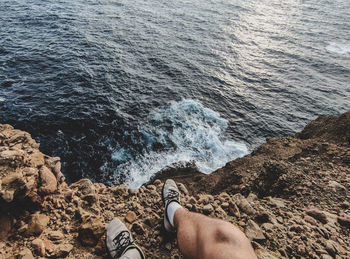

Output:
xmin=106 ymin=218 xmax=145 ymax=259
xmin=162 ymin=179 xmax=181 ymax=232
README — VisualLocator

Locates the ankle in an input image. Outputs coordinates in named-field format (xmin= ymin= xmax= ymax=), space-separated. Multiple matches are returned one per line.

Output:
xmin=173 ymin=207 xmax=187 ymax=228
xmin=167 ymin=201 xmax=182 ymax=227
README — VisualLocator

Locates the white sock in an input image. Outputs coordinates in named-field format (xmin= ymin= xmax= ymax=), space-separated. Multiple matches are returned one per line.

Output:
xmin=167 ymin=201 xmax=182 ymax=227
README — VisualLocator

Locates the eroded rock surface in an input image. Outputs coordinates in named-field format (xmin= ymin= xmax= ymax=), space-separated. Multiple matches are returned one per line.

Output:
xmin=1 ymin=113 xmax=350 ymax=258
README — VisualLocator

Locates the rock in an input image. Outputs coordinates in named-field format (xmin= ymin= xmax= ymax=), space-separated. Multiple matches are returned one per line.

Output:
xmin=290 ymin=224 xmax=303 ymax=233
xmin=188 ymin=197 xmax=196 ymax=204
xmin=39 ymin=166 xmax=57 ymax=194
xmin=304 ymin=215 xmax=318 ymax=226
xmin=1 ymin=172 xmax=22 ymax=185
xmin=328 ymin=180 xmax=346 ymax=191
xmin=78 ymin=218 xmax=105 ymax=246
xmin=32 ymin=238 xmax=45 ymax=256
xmin=247 ymin=193 xmax=258 ymax=202
xmin=132 ymin=222 xmax=145 ymax=235
xmin=178 ymin=183 xmax=189 ymax=195
xmin=320 ymin=254 xmax=333 ymax=259
xmin=48 ymin=230 xmax=64 ymax=241
xmin=165 ymin=243 xmax=171 ymax=250
xmin=28 ymin=151 xmax=45 ymax=167
xmin=1 ymin=189 xmax=15 ymax=202
xmin=202 ymin=204 xmax=214 ymax=215
xmin=125 ymin=211 xmax=137 ymax=223
xmin=0 ymin=214 xmax=11 ymax=240
xmin=71 ymin=179 xmax=96 ymax=195
xmin=18 ymin=248 xmax=34 ymax=259
xmin=54 ymin=244 xmax=73 ymax=257
xmin=221 ymin=202 xmax=229 ymax=208
xmin=325 ymin=240 xmax=337 ymax=256
xmin=82 ymin=193 xmax=98 ymax=205
xmin=337 ymin=216 xmax=350 ymax=228
xmin=255 ymin=248 xmax=279 ymax=259
xmin=305 ymin=209 xmax=328 ymax=224
xmin=261 ymin=223 xmax=274 ymax=232
xmin=267 ymin=197 xmax=285 ymax=208
xmin=245 ymin=220 xmax=265 ymax=241
xmin=228 ymin=202 xmax=240 ymax=218
xmin=153 ymin=179 xmax=161 ymax=186
xmin=0 ymin=148 xmax=26 ymax=166
xmin=112 ymin=185 xmax=128 ymax=196
xmin=43 ymin=239 xmax=55 ymax=253
xmin=27 ymin=213 xmax=49 ymax=235
xmin=237 ymin=198 xmax=256 ymax=215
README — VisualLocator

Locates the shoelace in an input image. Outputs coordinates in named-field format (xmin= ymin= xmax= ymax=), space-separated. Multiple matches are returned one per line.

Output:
xmin=165 ymin=189 xmax=179 ymax=202
xmin=112 ymin=230 xmax=134 ymax=257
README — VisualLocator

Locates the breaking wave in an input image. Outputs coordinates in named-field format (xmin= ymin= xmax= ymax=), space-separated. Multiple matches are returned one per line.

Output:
xmin=103 ymin=99 xmax=248 ymax=189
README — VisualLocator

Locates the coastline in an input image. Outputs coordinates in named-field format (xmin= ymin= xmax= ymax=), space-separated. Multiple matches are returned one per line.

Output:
xmin=0 ymin=113 xmax=349 ymax=258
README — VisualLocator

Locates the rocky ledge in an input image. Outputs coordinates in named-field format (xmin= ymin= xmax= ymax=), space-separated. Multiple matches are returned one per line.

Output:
xmin=0 ymin=113 xmax=349 ymax=259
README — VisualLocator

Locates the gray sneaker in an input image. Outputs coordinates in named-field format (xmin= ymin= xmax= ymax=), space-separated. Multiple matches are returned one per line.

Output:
xmin=106 ymin=218 xmax=145 ymax=259
xmin=162 ymin=179 xmax=181 ymax=232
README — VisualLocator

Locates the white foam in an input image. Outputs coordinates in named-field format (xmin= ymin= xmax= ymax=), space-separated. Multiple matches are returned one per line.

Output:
xmin=326 ymin=42 xmax=350 ymax=55
xmin=0 ymin=97 xmax=5 ymax=102
xmin=108 ymin=99 xmax=248 ymax=189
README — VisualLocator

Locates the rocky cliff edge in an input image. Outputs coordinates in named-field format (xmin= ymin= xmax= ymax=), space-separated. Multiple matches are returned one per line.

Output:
xmin=0 ymin=113 xmax=349 ymax=258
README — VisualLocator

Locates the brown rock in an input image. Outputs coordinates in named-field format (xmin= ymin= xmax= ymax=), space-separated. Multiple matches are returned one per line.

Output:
xmin=237 ymin=198 xmax=256 ymax=215
xmin=245 ymin=220 xmax=265 ymax=241
xmin=43 ymin=239 xmax=55 ymax=253
xmin=178 ymin=183 xmax=189 ymax=195
xmin=1 ymin=172 xmax=22 ymax=185
xmin=48 ymin=230 xmax=64 ymax=241
xmin=304 ymin=215 xmax=318 ymax=226
xmin=32 ymin=238 xmax=45 ymax=257
xmin=153 ymin=179 xmax=161 ymax=186
xmin=337 ymin=216 xmax=350 ymax=228
xmin=0 ymin=148 xmax=26 ymax=166
xmin=27 ymin=151 xmax=45 ymax=167
xmin=325 ymin=240 xmax=337 ymax=256
xmin=131 ymin=222 xmax=145 ymax=235
xmin=39 ymin=166 xmax=57 ymax=194
xmin=54 ymin=244 xmax=73 ymax=257
xmin=267 ymin=197 xmax=285 ymax=208
xmin=228 ymin=201 xmax=240 ymax=218
xmin=18 ymin=248 xmax=34 ymax=259
xmin=221 ymin=202 xmax=229 ymax=208
xmin=70 ymin=179 xmax=96 ymax=195
xmin=1 ymin=189 xmax=15 ymax=202
xmin=255 ymin=248 xmax=279 ymax=259
xmin=305 ymin=209 xmax=328 ymax=224
xmin=125 ymin=211 xmax=137 ymax=223
xmin=202 ymin=204 xmax=214 ymax=215
xmin=27 ymin=213 xmax=49 ymax=235
xmin=78 ymin=218 xmax=105 ymax=246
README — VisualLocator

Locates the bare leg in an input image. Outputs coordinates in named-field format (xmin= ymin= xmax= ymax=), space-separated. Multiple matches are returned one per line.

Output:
xmin=174 ymin=208 xmax=257 ymax=259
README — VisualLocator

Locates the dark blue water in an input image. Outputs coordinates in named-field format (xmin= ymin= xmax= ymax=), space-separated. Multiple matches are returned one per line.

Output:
xmin=1 ymin=0 xmax=349 ymax=188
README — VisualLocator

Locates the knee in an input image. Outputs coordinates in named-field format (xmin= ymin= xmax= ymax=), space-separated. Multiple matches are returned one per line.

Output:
xmin=214 ymin=221 xmax=250 ymax=246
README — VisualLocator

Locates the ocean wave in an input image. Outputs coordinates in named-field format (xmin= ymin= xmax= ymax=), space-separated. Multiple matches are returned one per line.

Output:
xmin=326 ymin=42 xmax=350 ymax=55
xmin=104 ymin=99 xmax=248 ymax=189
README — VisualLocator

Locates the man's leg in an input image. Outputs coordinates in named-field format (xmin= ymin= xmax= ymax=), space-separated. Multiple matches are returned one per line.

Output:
xmin=174 ymin=208 xmax=257 ymax=259
xmin=162 ymin=179 xmax=257 ymax=259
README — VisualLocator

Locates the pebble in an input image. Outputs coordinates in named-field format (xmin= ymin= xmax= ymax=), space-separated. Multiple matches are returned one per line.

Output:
xmin=125 ymin=211 xmax=137 ymax=223
xmin=202 ymin=204 xmax=214 ymax=215
xmin=32 ymin=238 xmax=45 ymax=257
